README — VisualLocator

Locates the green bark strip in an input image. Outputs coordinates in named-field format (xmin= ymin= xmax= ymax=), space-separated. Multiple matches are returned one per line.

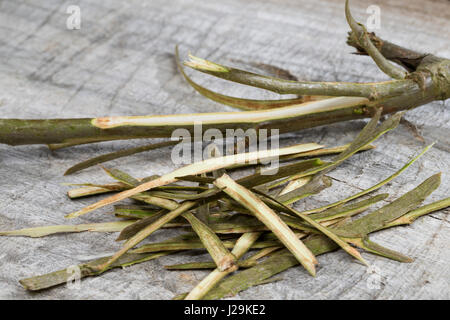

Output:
xmin=19 ymin=195 xmax=447 ymax=293
xmin=279 ymin=144 xmax=375 ymax=162
xmin=19 ymin=251 xmax=173 ymax=291
xmin=67 ymin=183 xmax=126 ymax=198
xmin=116 ymin=211 xmax=166 ymax=241
xmin=269 ymin=109 xmax=400 ymax=188
xmin=276 ymin=175 xmax=332 ymax=205
xmin=131 ymin=193 xmax=180 ymax=211
xmin=195 ymin=173 xmax=211 ymax=224
xmin=64 ymin=140 xmax=178 ymax=175
xmin=165 ymin=260 xmax=257 ymax=270
xmin=0 ymin=221 xmax=135 ymax=238
xmin=242 ymin=246 xmax=282 ymax=263
xmin=256 ymin=190 xmax=368 ymax=265
xmin=352 ymin=237 xmax=413 ymax=263
xmin=94 ymin=167 xmax=186 ymax=210
xmin=278 ymin=177 xmax=311 ymax=196
xmin=210 ymin=216 xmax=269 ymax=234
xmin=113 ymin=158 xmax=326 ymax=240
xmin=182 ymin=211 xmax=237 ymax=272
xmin=98 ymin=167 xmax=181 ymax=210
xmin=201 ymin=236 xmax=338 ymax=300
xmin=331 ymin=174 xmax=441 ymax=261
xmin=173 ymin=276 xmax=284 ymax=301
xmin=131 ymin=238 xmax=294 ymax=254
xmin=214 ymin=174 xmax=318 ymax=276
xmin=185 ymin=232 xmax=262 ymax=299
xmin=235 ymin=158 xmax=325 ymax=188
xmin=93 ymin=201 xmax=197 ymax=273
xmin=334 ymin=173 xmax=441 ymax=238
xmin=184 ymin=54 xmax=416 ymax=98
xmin=208 ymin=206 xmax=339 ymax=235
xmin=176 ymin=46 xmax=317 ymax=111
xmin=113 ymin=205 xmax=160 ymax=219
xmin=198 ymin=174 xmax=442 ymax=299
xmin=66 ymin=143 xmax=323 ymax=219
xmin=308 ymin=193 xmax=389 ymax=222
xmin=301 ymin=144 xmax=433 ymax=214
xmin=384 ymin=197 xmax=450 ymax=228
xmin=101 ymin=167 xmax=141 ymax=187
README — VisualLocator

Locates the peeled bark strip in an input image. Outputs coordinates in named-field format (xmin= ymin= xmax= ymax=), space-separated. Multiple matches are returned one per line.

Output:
xmin=301 ymin=144 xmax=433 ymax=214
xmin=67 ymin=183 xmax=126 ymax=198
xmin=182 ymin=211 xmax=237 ymax=272
xmin=185 ymin=232 xmax=262 ymax=300
xmin=65 ymin=145 xmax=373 ymax=200
xmin=257 ymin=191 xmax=368 ymax=266
xmin=308 ymin=193 xmax=389 ymax=222
xmin=0 ymin=221 xmax=135 ymax=238
xmin=280 ymin=144 xmax=375 ymax=161
xmin=165 ymin=260 xmax=257 ymax=270
xmin=202 ymin=236 xmax=337 ymax=300
xmin=185 ymin=54 xmax=416 ymax=98
xmin=335 ymin=173 xmax=441 ymax=238
xmin=242 ymin=246 xmax=282 ymax=264
xmin=268 ymin=109 xmax=396 ymax=188
xmin=113 ymin=205 xmax=161 ymax=219
xmin=19 ymin=251 xmax=172 ymax=291
xmin=93 ymin=201 xmax=197 ymax=272
xmin=116 ymin=211 xmax=166 ymax=241
xmin=175 ymin=46 xmax=321 ymax=111
xmin=384 ymin=197 xmax=450 ymax=228
xmin=66 ymin=143 xmax=323 ymax=219
xmin=200 ymin=175 xmax=442 ymax=299
xmin=64 ymin=140 xmax=179 ymax=175
xmin=276 ymin=175 xmax=332 ymax=205
xmin=264 ymin=111 xmax=397 ymax=221
xmin=214 ymin=174 xmax=318 ymax=276
xmin=278 ymin=177 xmax=312 ymax=196
xmin=131 ymin=235 xmax=306 ymax=254
xmin=350 ymin=237 xmax=413 ymax=263
xmin=332 ymin=173 xmax=442 ymax=261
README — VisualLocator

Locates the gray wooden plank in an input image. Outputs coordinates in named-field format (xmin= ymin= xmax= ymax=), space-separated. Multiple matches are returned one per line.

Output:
xmin=0 ymin=0 xmax=448 ymax=299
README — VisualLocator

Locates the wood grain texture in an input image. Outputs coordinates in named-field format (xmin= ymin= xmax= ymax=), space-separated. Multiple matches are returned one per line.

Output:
xmin=0 ymin=0 xmax=448 ymax=299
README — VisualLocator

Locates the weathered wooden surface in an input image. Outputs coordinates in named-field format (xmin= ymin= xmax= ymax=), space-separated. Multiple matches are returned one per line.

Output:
xmin=0 ymin=0 xmax=449 ymax=299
